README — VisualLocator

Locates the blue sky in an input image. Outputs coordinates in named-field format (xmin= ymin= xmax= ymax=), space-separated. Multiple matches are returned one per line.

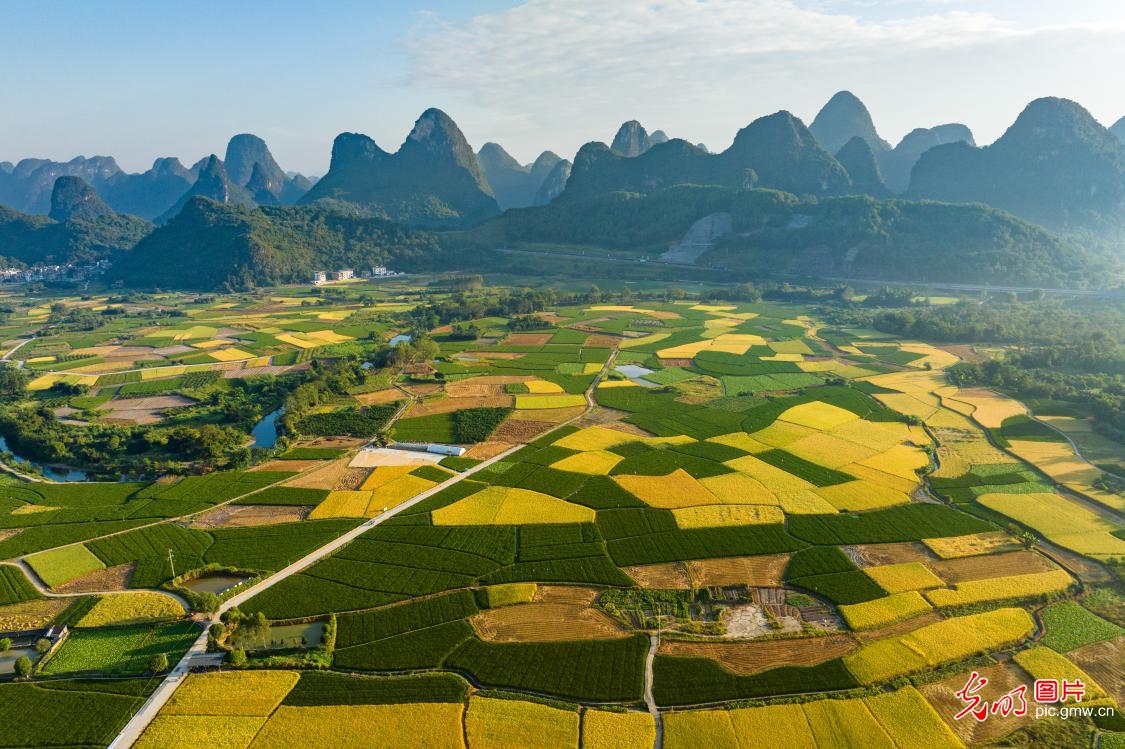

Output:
xmin=2 ymin=1 xmax=1123 ymax=174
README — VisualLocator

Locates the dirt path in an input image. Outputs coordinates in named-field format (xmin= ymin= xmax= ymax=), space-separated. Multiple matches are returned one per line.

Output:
xmin=1 ymin=559 xmax=190 ymax=610
xmin=645 ymin=632 xmax=663 ymax=749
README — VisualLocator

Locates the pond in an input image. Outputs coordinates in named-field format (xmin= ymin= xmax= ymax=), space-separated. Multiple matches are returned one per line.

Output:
xmin=0 ymin=646 xmax=38 ymax=673
xmin=181 ymin=574 xmax=252 ymax=595
xmin=237 ymin=620 xmax=325 ymax=651
xmin=389 ymin=334 xmax=412 ymax=347
xmin=0 ymin=434 xmax=89 ymax=481
xmin=250 ymin=408 xmax=283 ymax=449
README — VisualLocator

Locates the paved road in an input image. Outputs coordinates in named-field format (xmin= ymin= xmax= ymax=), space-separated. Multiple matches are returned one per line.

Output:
xmin=1 ymin=338 xmax=32 ymax=362
xmin=2 ymin=559 xmax=190 ymax=610
xmin=644 ymin=633 xmax=663 ymax=749
xmin=110 ymin=352 xmax=620 ymax=747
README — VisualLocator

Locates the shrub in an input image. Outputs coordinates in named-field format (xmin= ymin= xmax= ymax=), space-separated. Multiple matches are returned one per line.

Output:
xmin=14 ymin=656 xmax=32 ymax=678
xmin=149 ymin=653 xmax=169 ymax=673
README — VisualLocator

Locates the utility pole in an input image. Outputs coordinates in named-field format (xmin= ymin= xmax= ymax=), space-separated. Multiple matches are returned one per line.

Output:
xmin=168 ymin=548 xmax=175 ymax=579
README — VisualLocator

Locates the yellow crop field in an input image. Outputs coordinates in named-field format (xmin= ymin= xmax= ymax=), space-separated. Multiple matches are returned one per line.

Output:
xmin=304 ymin=330 xmax=353 ymax=343
xmin=581 ymin=710 xmax=656 ymax=749
xmin=164 ymin=671 xmax=299 ymax=716
xmin=1012 ymin=647 xmax=1107 ymax=700
xmin=1006 ymin=440 xmax=1125 ymax=513
xmin=245 ymin=356 xmax=272 ymax=368
xmin=613 ymin=469 xmax=719 ymax=509
xmin=663 ymin=710 xmax=739 ymax=749
xmin=515 ymin=394 xmax=586 ymax=409
xmin=839 ymin=591 xmax=932 ymax=631
xmin=707 ymin=432 xmax=770 ymax=453
xmin=864 ymin=687 xmax=965 ymax=749
xmin=485 ymin=583 xmax=537 ymax=607
xmin=551 ymin=450 xmax=623 ymax=475
xmin=135 ymin=715 xmax=268 ymax=749
xmin=777 ymin=489 xmax=838 ymax=515
xmin=553 ymin=426 xmax=690 ymax=451
xmin=865 ymin=563 xmax=945 ymax=593
xmin=76 ymin=592 xmax=185 ymax=627
xmin=140 ymin=365 xmax=186 ymax=380
xmin=432 ymin=486 xmax=595 ymax=525
xmin=924 ymin=569 xmax=1073 ymax=607
xmin=779 ymin=401 xmax=859 ymax=430
xmin=803 ymin=697 xmax=895 ymax=748
xmin=251 ymin=704 xmax=465 ymax=749
xmin=899 ymin=343 xmax=959 ymax=370
xmin=921 ymin=532 xmax=1020 ymax=559
xmin=724 ymin=454 xmax=816 ymax=493
xmin=619 ymin=331 xmax=671 ymax=349
xmin=672 ymin=504 xmax=784 ymax=528
xmin=597 ymin=380 xmax=638 ymax=388
xmin=748 ymin=420 xmax=818 ymax=448
xmin=589 ymin=304 xmax=680 ymax=319
xmin=209 ymin=347 xmax=253 ymax=362
xmin=841 ymin=463 xmax=920 ymax=494
xmin=727 ymin=703 xmax=816 ymax=748
xmin=525 ymin=379 xmax=564 ymax=394
xmin=856 ymin=445 xmax=929 ymax=480
xmin=953 ymin=388 xmax=1026 ymax=428
xmin=769 ymin=339 xmax=815 ymax=355
xmin=977 ymin=492 xmax=1125 ymax=558
xmin=191 ymin=339 xmax=227 ymax=349
xmin=360 ymin=465 xmax=417 ymax=490
xmin=762 ymin=353 xmax=804 ymax=362
xmin=26 ymin=355 xmax=55 ymax=363
xmin=844 ymin=608 xmax=1034 ymax=684
xmin=308 ymin=489 xmax=373 ymax=519
xmin=786 ymin=433 xmax=877 ymax=469
xmin=698 ymin=472 xmax=779 ymax=504
xmin=28 ymin=373 xmax=99 ymax=390
xmin=275 ymin=333 xmax=319 ymax=349
xmin=465 ymin=696 xmax=578 ymax=749
xmin=367 ymin=474 xmax=435 ymax=512
xmin=657 ymin=332 xmax=765 ymax=359
xmin=815 ymin=481 xmax=910 ymax=512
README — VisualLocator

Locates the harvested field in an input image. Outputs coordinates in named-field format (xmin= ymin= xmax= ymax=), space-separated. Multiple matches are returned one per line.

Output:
xmin=852 ymin=610 xmax=944 ymax=643
xmin=659 ymin=635 xmax=856 ymax=675
xmin=446 ymin=375 xmax=532 ymax=398
xmin=507 ymin=406 xmax=585 ymax=423
xmin=585 ymin=334 xmax=621 ymax=348
xmin=282 ymin=458 xmax=352 ymax=489
xmin=686 ymin=555 xmax=790 ymax=587
xmin=536 ymin=586 xmax=600 ymax=605
xmin=471 ymin=602 xmax=629 ymax=642
xmin=491 ymin=416 xmax=556 ymax=442
xmin=1068 ymin=636 xmax=1125 ymax=707
xmin=335 ymin=467 xmax=374 ymax=490
xmin=929 ymin=550 xmax=1056 ymax=584
xmin=354 ymin=389 xmax=408 ymax=406
xmin=921 ymin=532 xmax=1020 ymax=559
xmin=921 ymin=663 xmax=1034 ymax=745
xmin=463 ymin=440 xmax=515 ymax=459
xmin=405 ymin=394 xmax=512 ymax=417
xmin=623 ymin=562 xmax=693 ymax=589
xmin=673 ymin=505 xmax=785 ymax=528
xmin=54 ymin=563 xmax=134 ymax=593
xmin=103 ymin=395 xmax=196 ymax=425
xmin=190 ymin=504 xmax=310 ymax=529
xmin=848 ymin=542 xmax=934 ymax=567
xmin=349 ymin=448 xmax=439 ymax=468
xmin=505 ymin=333 xmax=553 ymax=346
xmin=0 ymin=598 xmax=71 ymax=630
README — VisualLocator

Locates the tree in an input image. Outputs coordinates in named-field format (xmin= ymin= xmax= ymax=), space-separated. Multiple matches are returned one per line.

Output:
xmin=14 ymin=655 xmax=32 ymax=678
xmin=228 ymin=648 xmax=247 ymax=667
xmin=149 ymin=653 xmax=169 ymax=673
xmin=34 ymin=638 xmax=50 ymax=654
xmin=0 ymin=637 xmax=10 ymax=652
xmin=196 ymin=592 xmax=221 ymax=614
xmin=0 ymin=364 xmax=28 ymax=399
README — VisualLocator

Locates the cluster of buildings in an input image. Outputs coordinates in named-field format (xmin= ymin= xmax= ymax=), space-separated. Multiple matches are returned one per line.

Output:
xmin=311 ymin=266 xmax=401 ymax=285
xmin=0 ymin=260 xmax=110 ymax=284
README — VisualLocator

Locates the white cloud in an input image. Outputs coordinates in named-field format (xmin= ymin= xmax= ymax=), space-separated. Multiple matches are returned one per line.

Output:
xmin=404 ymin=0 xmax=1125 ymax=161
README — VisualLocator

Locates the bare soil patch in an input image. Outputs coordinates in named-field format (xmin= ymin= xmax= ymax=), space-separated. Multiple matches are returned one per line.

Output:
xmin=1068 ymin=636 xmax=1125 ymax=707
xmin=504 ymin=333 xmax=553 ymax=346
xmin=939 ymin=344 xmax=983 ymax=363
xmin=921 ymin=663 xmax=1034 ymax=744
xmin=471 ymin=602 xmax=628 ymax=642
xmin=847 ymin=541 xmax=934 ymax=568
xmin=406 ymin=394 xmax=513 ymax=417
xmin=227 ymin=365 xmax=290 ymax=378
xmin=508 ymin=406 xmax=586 ymax=423
xmin=250 ymin=459 xmax=325 ymax=473
xmin=190 ymin=504 xmax=310 ymax=529
xmin=54 ymin=563 xmax=135 ymax=593
xmin=446 ymin=375 xmax=532 ymax=398
xmin=336 ymin=467 xmax=375 ymax=490
xmin=0 ymin=528 xmax=23 ymax=543
xmin=723 ymin=603 xmax=803 ymax=638
xmin=283 ymin=458 xmax=352 ymax=489
xmin=624 ymin=563 xmax=693 ymax=589
xmin=929 ymin=550 xmax=1056 ymax=584
xmin=535 ymin=586 xmax=600 ymax=605
xmin=464 ymin=441 xmax=515 ymax=460
xmin=686 ymin=555 xmax=790 ymax=587
xmin=660 ymin=635 xmax=856 ymax=675
xmin=658 ymin=358 xmax=694 ymax=368
xmin=491 ymin=418 xmax=554 ymax=444
xmin=103 ymin=395 xmax=196 ymax=425
xmin=354 ymin=388 xmax=407 ymax=406
xmin=584 ymin=334 xmax=621 ymax=348
xmin=401 ymin=382 xmax=443 ymax=397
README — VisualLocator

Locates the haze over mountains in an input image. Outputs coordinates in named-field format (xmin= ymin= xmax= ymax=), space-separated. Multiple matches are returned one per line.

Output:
xmin=2 ymin=91 xmax=1124 ymax=289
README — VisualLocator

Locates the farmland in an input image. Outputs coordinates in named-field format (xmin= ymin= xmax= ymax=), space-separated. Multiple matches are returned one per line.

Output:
xmin=0 ymin=283 xmax=1120 ymax=747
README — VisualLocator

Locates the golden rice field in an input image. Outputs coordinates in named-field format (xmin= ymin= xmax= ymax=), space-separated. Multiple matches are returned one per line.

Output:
xmin=432 ymin=486 xmax=595 ymax=525
xmin=976 ymin=492 xmax=1125 ymax=558
xmin=854 ymin=445 xmax=930 ymax=481
xmin=1005 ymin=439 xmax=1125 ymax=513
xmin=844 ymin=608 xmax=1035 ymax=684
xmin=552 ymin=426 xmax=690 ymax=451
xmin=697 ymin=472 xmax=779 ymax=504
xmin=1012 ymin=647 xmax=1108 ymax=701
xmin=748 ymin=420 xmax=817 ymax=448
xmin=921 ymin=532 xmax=1020 ymax=559
xmin=840 ymin=463 xmax=919 ymax=494
xmin=360 ymin=465 xmax=416 ymax=490
xmin=485 ymin=582 xmax=538 ymax=607
xmin=865 ymin=563 xmax=945 ymax=593
xmin=367 ymin=474 xmax=436 ymax=512
xmin=863 ymin=687 xmax=965 ymax=749
xmin=308 ymin=489 xmax=372 ymax=519
xmin=815 ymin=481 xmax=910 ymax=512
xmin=924 ymin=569 xmax=1073 ymax=607
xmin=778 ymin=401 xmax=859 ymax=430
xmin=953 ymin=388 xmax=1027 ymax=428
xmin=775 ymin=488 xmax=838 ymax=515
xmin=515 ymin=394 xmax=587 ymax=409
xmin=75 ymin=592 xmax=185 ymax=627
xmin=550 ymin=450 xmax=623 ymax=475
xmin=838 ymin=591 xmax=933 ymax=631
xmin=250 ymin=704 xmax=465 ymax=749
xmin=465 ymin=696 xmax=578 ymax=749
xmin=163 ymin=671 xmax=300 ymax=716
xmin=671 ymin=504 xmax=784 ymax=528
xmin=135 ymin=716 xmax=268 ymax=749
xmin=581 ymin=710 xmax=655 ymax=749
xmin=707 ymin=432 xmax=770 ymax=454
xmin=613 ymin=469 xmax=719 ymax=509
xmin=525 ymin=379 xmax=565 ymax=394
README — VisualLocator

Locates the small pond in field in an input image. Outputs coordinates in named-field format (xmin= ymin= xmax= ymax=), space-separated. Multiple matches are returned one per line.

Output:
xmin=0 ymin=646 xmax=38 ymax=672
xmin=181 ymin=574 xmax=252 ymax=595
xmin=249 ymin=408 xmax=283 ymax=449
xmin=238 ymin=621 xmax=325 ymax=651
xmin=389 ymin=334 xmax=412 ymax=347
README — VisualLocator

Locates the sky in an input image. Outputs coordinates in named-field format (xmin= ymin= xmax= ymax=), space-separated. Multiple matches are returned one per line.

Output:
xmin=2 ymin=0 xmax=1123 ymax=175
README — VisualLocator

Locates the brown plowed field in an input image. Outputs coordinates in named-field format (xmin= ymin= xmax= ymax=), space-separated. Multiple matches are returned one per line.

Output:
xmin=535 ymin=586 xmax=600 ymax=605
xmin=471 ymin=603 xmax=628 ymax=642
xmin=929 ymin=550 xmax=1056 ymax=583
xmin=190 ymin=504 xmax=310 ymax=529
xmin=623 ymin=563 xmax=693 ymax=589
xmin=1069 ymin=636 xmax=1125 ymax=706
xmin=921 ymin=663 xmax=1034 ymax=744
xmin=849 ymin=541 xmax=934 ymax=567
xmin=686 ymin=555 xmax=791 ymax=587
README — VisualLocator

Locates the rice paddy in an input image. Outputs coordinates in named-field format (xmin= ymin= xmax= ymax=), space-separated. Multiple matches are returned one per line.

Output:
xmin=432 ymin=486 xmax=595 ymax=525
